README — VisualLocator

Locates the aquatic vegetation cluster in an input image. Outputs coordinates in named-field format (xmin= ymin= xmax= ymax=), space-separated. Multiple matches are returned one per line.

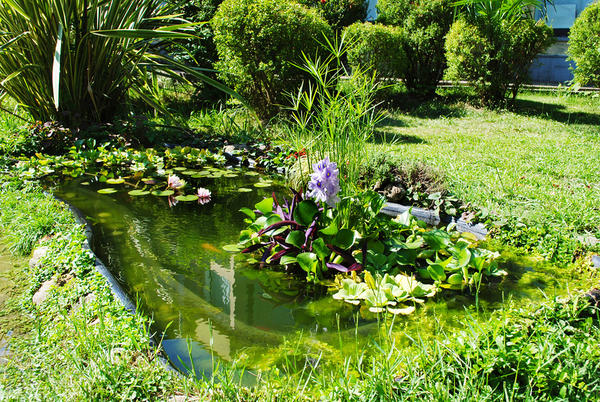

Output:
xmin=234 ymin=158 xmax=505 ymax=314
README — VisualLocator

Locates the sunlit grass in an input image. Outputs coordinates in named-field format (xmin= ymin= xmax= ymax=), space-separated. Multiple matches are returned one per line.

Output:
xmin=376 ymin=90 xmax=600 ymax=242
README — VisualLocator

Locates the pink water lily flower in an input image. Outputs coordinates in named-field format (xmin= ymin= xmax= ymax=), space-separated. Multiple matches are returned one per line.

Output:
xmin=197 ymin=187 xmax=211 ymax=205
xmin=167 ymin=175 xmax=184 ymax=189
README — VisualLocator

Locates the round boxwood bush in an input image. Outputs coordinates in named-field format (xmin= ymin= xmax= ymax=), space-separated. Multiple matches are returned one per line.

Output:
xmin=376 ymin=0 xmax=453 ymax=96
xmin=298 ymin=0 xmax=367 ymax=30
xmin=344 ymin=22 xmax=406 ymax=80
xmin=445 ymin=18 xmax=552 ymax=105
xmin=212 ymin=0 xmax=332 ymax=119
xmin=568 ymin=2 xmax=600 ymax=87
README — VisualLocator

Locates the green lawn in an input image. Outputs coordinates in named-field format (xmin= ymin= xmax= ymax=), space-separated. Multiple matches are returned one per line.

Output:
xmin=376 ymin=91 xmax=600 ymax=253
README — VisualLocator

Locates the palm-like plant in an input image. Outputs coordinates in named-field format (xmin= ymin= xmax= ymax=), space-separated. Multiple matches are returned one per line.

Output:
xmin=0 ymin=0 xmax=240 ymax=126
xmin=454 ymin=0 xmax=551 ymax=25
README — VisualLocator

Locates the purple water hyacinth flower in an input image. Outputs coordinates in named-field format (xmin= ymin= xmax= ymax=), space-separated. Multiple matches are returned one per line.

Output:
xmin=307 ymin=157 xmax=340 ymax=207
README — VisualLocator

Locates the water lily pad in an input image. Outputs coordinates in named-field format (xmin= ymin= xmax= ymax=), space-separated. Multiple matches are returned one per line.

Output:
xmin=173 ymin=167 xmax=187 ymax=171
xmin=97 ymin=188 xmax=118 ymax=194
xmin=128 ymin=189 xmax=150 ymax=196
xmin=254 ymin=182 xmax=272 ymax=188
xmin=237 ymin=188 xmax=253 ymax=193
xmin=181 ymin=170 xmax=199 ymax=175
xmin=81 ymin=182 xmax=90 ymax=186
xmin=106 ymin=178 xmax=125 ymax=184
xmin=224 ymin=174 xmax=238 ymax=178
xmin=222 ymin=244 xmax=241 ymax=252
xmin=151 ymin=190 xmax=174 ymax=196
xmin=244 ymin=171 xmax=259 ymax=176
xmin=174 ymin=195 xmax=199 ymax=202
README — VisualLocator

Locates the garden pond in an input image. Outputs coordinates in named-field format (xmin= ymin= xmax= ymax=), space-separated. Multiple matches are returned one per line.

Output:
xmin=51 ymin=168 xmax=588 ymax=379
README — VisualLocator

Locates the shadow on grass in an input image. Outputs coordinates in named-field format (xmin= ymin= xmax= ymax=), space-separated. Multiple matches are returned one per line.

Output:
xmin=372 ymin=130 xmax=428 ymax=145
xmin=511 ymin=97 xmax=600 ymax=126
xmin=376 ymin=90 xmax=471 ymax=119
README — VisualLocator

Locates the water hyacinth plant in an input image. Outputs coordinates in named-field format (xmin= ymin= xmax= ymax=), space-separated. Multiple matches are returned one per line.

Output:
xmin=307 ymin=157 xmax=340 ymax=207
xmin=234 ymin=158 xmax=505 ymax=315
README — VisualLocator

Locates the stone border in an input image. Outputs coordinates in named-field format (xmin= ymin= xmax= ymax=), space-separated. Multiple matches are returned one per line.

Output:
xmin=54 ymin=196 xmax=182 ymax=377
xmin=380 ymin=202 xmax=489 ymax=240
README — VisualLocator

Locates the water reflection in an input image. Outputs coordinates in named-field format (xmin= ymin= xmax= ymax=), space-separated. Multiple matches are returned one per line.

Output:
xmin=53 ymin=172 xmax=583 ymax=373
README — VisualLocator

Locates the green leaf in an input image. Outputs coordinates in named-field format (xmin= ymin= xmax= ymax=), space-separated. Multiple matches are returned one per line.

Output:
xmin=427 ymin=264 xmax=447 ymax=282
xmin=293 ymin=200 xmax=319 ymax=226
xmin=239 ymin=207 xmax=256 ymax=220
xmin=237 ymin=188 xmax=253 ymax=193
xmin=296 ymin=252 xmax=318 ymax=274
xmin=448 ymin=273 xmax=463 ymax=285
xmin=312 ymin=238 xmax=330 ymax=260
xmin=319 ymin=221 xmax=338 ymax=236
xmin=106 ymin=178 xmax=125 ymax=184
xmin=255 ymin=198 xmax=273 ymax=214
xmin=334 ymin=229 xmax=356 ymax=250
xmin=175 ymin=195 xmax=199 ymax=202
xmin=128 ymin=189 xmax=150 ymax=196
xmin=151 ymin=190 xmax=174 ymax=196
xmin=285 ymin=231 xmax=305 ymax=248
xmin=253 ymin=182 xmax=272 ymax=188
xmin=222 ymin=244 xmax=241 ymax=252
xmin=97 ymin=188 xmax=117 ymax=194
xmin=422 ymin=230 xmax=452 ymax=251
xmin=387 ymin=305 xmax=415 ymax=315
xmin=280 ymin=255 xmax=297 ymax=265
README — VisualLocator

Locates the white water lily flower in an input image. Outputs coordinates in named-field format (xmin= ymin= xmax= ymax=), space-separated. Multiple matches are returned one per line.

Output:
xmin=197 ymin=187 xmax=211 ymax=205
xmin=167 ymin=175 xmax=184 ymax=189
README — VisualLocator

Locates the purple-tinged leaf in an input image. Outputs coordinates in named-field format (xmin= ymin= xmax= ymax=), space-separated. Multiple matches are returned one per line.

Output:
xmin=241 ymin=243 xmax=268 ymax=254
xmin=304 ymin=217 xmax=319 ymax=247
xmin=270 ymin=248 xmax=293 ymax=262
xmin=326 ymin=262 xmax=363 ymax=273
xmin=261 ymin=245 xmax=273 ymax=262
xmin=258 ymin=220 xmax=300 ymax=235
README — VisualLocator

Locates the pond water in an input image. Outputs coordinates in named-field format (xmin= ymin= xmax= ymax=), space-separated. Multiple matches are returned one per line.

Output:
xmin=53 ymin=169 xmax=584 ymax=378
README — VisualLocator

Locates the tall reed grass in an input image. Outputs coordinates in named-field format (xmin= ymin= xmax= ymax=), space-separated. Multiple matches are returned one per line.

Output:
xmin=283 ymin=33 xmax=383 ymax=194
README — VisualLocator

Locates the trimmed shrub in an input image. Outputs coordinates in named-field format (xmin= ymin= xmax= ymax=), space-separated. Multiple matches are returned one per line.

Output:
xmin=376 ymin=0 xmax=453 ymax=96
xmin=344 ymin=22 xmax=406 ymax=79
xmin=212 ymin=0 xmax=332 ymax=119
xmin=298 ymin=0 xmax=367 ymax=30
xmin=445 ymin=18 xmax=553 ymax=105
xmin=568 ymin=2 xmax=600 ymax=87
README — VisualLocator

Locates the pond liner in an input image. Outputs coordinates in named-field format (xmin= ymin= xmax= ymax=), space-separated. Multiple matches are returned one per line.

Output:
xmin=380 ymin=202 xmax=488 ymax=240
xmin=52 ymin=195 xmax=182 ymax=377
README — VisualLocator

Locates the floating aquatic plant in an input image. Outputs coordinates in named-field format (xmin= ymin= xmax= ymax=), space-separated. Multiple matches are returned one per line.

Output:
xmin=197 ymin=188 xmax=211 ymax=205
xmin=167 ymin=175 xmax=185 ymax=190
xmin=307 ymin=157 xmax=340 ymax=207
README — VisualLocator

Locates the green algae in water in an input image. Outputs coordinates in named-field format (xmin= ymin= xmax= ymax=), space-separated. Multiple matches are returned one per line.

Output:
xmin=52 ymin=170 xmax=590 ymax=378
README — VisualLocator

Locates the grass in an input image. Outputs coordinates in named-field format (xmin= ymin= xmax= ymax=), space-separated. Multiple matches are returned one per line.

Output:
xmin=375 ymin=90 xmax=600 ymax=261
xmin=0 ymin=176 xmax=598 ymax=400
xmin=1 ymin=90 xmax=600 ymax=399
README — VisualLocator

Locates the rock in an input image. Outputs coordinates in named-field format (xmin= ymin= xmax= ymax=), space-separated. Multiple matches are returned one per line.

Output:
xmin=383 ymin=185 xmax=407 ymax=203
xmin=32 ymin=279 xmax=55 ymax=306
xmin=223 ymin=145 xmax=236 ymax=154
xmin=70 ymin=292 xmax=96 ymax=314
xmin=29 ymin=246 xmax=49 ymax=269
xmin=592 ymin=255 xmax=600 ymax=269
